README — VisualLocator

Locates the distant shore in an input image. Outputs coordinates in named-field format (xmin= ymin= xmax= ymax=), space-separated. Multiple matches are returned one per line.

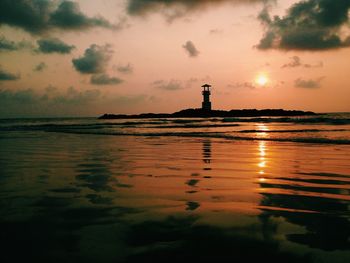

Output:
xmin=99 ymin=108 xmax=316 ymax=119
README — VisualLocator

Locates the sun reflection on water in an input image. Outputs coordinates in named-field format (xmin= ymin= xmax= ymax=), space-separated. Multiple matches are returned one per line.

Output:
xmin=258 ymin=141 xmax=267 ymax=181
xmin=256 ymin=124 xmax=269 ymax=138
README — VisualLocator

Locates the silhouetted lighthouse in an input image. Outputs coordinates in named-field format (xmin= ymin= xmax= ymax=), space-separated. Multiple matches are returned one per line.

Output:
xmin=201 ymin=84 xmax=211 ymax=111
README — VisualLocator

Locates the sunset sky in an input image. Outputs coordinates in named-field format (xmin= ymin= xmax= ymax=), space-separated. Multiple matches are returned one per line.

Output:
xmin=1 ymin=0 xmax=350 ymax=117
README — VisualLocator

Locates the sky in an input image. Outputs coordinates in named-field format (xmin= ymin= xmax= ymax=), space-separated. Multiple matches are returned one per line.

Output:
xmin=1 ymin=0 xmax=350 ymax=117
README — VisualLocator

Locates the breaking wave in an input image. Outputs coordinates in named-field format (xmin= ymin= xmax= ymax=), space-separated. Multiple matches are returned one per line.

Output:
xmin=7 ymin=128 xmax=348 ymax=145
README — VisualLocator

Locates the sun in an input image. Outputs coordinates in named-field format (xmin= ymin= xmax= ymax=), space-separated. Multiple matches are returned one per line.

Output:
xmin=256 ymin=74 xmax=269 ymax=86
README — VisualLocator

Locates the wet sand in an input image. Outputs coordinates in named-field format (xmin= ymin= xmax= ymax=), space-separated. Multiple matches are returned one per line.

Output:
xmin=1 ymin=132 xmax=350 ymax=262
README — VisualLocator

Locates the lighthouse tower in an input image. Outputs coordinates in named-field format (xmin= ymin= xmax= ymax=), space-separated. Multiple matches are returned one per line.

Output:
xmin=201 ymin=84 xmax=211 ymax=111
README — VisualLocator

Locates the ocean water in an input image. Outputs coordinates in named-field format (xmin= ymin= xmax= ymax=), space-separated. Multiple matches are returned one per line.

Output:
xmin=1 ymin=113 xmax=350 ymax=262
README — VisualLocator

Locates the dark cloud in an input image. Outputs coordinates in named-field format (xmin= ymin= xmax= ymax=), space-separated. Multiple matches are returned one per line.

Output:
xmin=0 ymin=35 xmax=32 ymax=51
xmin=127 ymin=0 xmax=266 ymax=20
xmin=0 ymin=0 xmax=52 ymax=34
xmin=0 ymin=0 xmax=115 ymax=34
xmin=37 ymin=38 xmax=75 ymax=54
xmin=0 ymin=89 xmax=37 ymax=104
xmin=2 ymin=86 xmax=101 ymax=105
xmin=115 ymin=63 xmax=134 ymax=74
xmin=49 ymin=1 xmax=114 ymax=30
xmin=256 ymin=31 xmax=275 ymax=50
xmin=257 ymin=0 xmax=350 ymax=50
xmin=72 ymin=44 xmax=113 ymax=74
xmin=183 ymin=41 xmax=200 ymax=57
xmin=34 ymin=62 xmax=47 ymax=72
xmin=152 ymin=79 xmax=183 ymax=90
xmin=0 ymin=86 xmax=148 ymax=117
xmin=90 ymin=74 xmax=123 ymax=85
xmin=0 ymin=36 xmax=19 ymax=51
xmin=0 ymin=67 xmax=20 ymax=80
xmin=0 ymin=86 xmax=100 ymax=117
xmin=295 ymin=77 xmax=324 ymax=89
xmin=282 ymin=56 xmax=323 ymax=68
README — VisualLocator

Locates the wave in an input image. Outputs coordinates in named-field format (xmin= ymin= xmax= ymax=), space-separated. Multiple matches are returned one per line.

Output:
xmin=222 ymin=117 xmax=350 ymax=125
xmin=296 ymin=172 xmax=350 ymax=179
xmin=2 ymin=116 xmax=350 ymax=131
xmin=17 ymin=128 xmax=349 ymax=145
xmin=6 ymin=123 xmax=346 ymax=133
xmin=239 ymin=129 xmax=347 ymax=133
xmin=1 ymin=115 xmax=350 ymax=145
xmin=171 ymin=119 xmax=209 ymax=124
xmin=147 ymin=124 xmax=240 ymax=129
xmin=0 ymin=120 xmax=168 ymax=131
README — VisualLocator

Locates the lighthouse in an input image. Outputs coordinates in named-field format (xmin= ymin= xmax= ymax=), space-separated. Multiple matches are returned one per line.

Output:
xmin=201 ymin=84 xmax=211 ymax=111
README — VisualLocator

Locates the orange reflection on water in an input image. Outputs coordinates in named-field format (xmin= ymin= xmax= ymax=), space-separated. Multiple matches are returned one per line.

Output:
xmin=258 ymin=177 xmax=266 ymax=183
xmin=258 ymin=161 xmax=266 ymax=168
xmin=256 ymin=124 xmax=269 ymax=138
xmin=257 ymin=141 xmax=267 ymax=180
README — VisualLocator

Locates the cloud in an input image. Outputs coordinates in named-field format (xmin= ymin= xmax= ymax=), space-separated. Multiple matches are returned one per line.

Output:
xmin=90 ymin=74 xmax=123 ymax=85
xmin=152 ymin=79 xmax=183 ymax=90
xmin=295 ymin=77 xmax=324 ymax=89
xmin=0 ymin=86 xmax=101 ymax=106
xmin=304 ymin=61 xmax=323 ymax=68
xmin=112 ymin=16 xmax=131 ymax=31
xmin=34 ymin=62 xmax=47 ymax=72
xmin=127 ymin=0 xmax=267 ymax=21
xmin=257 ymin=0 xmax=350 ymax=50
xmin=49 ymin=86 xmax=102 ymax=105
xmin=0 ymin=0 xmax=115 ymax=34
xmin=37 ymin=38 xmax=75 ymax=54
xmin=72 ymin=44 xmax=113 ymax=74
xmin=0 ymin=86 xmax=101 ymax=117
xmin=0 ymin=88 xmax=37 ymax=104
xmin=281 ymin=56 xmax=301 ymax=68
xmin=152 ymin=78 xmax=198 ymax=91
xmin=0 ymin=67 xmax=20 ymax=80
xmin=209 ymin=28 xmax=223 ymax=34
xmin=228 ymin=80 xmax=285 ymax=89
xmin=109 ymin=94 xmax=148 ymax=104
xmin=115 ymin=63 xmax=134 ymax=74
xmin=0 ymin=36 xmax=20 ymax=51
xmin=49 ymin=1 xmax=114 ymax=30
xmin=228 ymin=82 xmax=256 ymax=89
xmin=0 ymin=86 xmax=148 ymax=117
xmin=0 ymin=35 xmax=32 ymax=51
xmin=281 ymin=56 xmax=323 ymax=68
xmin=183 ymin=41 xmax=200 ymax=57
xmin=0 ymin=0 xmax=52 ymax=34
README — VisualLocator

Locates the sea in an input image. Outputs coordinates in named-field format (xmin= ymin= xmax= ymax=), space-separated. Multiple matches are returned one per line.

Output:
xmin=1 ymin=113 xmax=350 ymax=262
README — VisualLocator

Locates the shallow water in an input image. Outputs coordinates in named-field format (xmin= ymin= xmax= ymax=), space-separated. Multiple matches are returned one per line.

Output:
xmin=1 ymin=115 xmax=350 ymax=262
